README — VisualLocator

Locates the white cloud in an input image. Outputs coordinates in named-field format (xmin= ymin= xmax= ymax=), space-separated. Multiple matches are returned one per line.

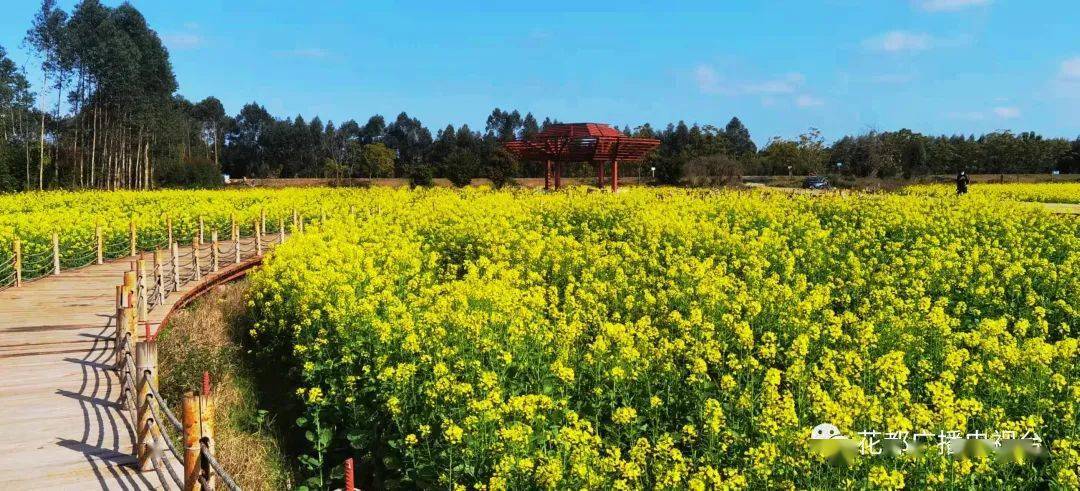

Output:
xmin=992 ymin=106 xmax=1020 ymax=119
xmin=947 ymin=106 xmax=1020 ymax=120
xmin=275 ymin=48 xmax=330 ymax=59
xmin=795 ymin=95 xmax=825 ymax=108
xmin=694 ymin=65 xmax=809 ymax=97
xmin=946 ymin=110 xmax=986 ymax=121
xmin=1060 ymin=57 xmax=1080 ymax=81
xmin=870 ymin=73 xmax=915 ymax=84
xmin=163 ymin=33 xmax=203 ymax=50
xmin=864 ymin=30 xmax=933 ymax=53
xmin=916 ymin=0 xmax=989 ymax=12
xmin=694 ymin=64 xmax=729 ymax=95
xmin=743 ymin=73 xmax=805 ymax=94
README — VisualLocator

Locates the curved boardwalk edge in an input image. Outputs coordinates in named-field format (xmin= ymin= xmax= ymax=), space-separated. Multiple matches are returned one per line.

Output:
xmin=0 ymin=235 xmax=276 ymax=490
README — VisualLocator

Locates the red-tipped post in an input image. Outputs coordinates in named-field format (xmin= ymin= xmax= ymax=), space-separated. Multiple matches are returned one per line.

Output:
xmin=344 ymin=457 xmax=354 ymax=491
xmin=202 ymin=371 xmax=211 ymax=395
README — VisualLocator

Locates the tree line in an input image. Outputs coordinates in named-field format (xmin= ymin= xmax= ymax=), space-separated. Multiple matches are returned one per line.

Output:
xmin=2 ymin=1 xmax=1079 ymax=192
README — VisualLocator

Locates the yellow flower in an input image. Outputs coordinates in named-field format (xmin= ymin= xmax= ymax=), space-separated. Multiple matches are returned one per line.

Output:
xmin=612 ymin=407 xmax=638 ymax=425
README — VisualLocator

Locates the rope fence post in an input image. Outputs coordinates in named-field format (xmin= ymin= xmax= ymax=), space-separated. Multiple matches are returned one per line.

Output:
xmin=167 ymin=216 xmax=174 ymax=248
xmin=153 ymin=250 xmax=165 ymax=306
xmin=279 ymin=218 xmax=285 ymax=244
xmin=136 ymin=257 xmax=148 ymax=322
xmin=171 ymin=242 xmax=180 ymax=290
xmin=232 ymin=216 xmax=240 ymax=265
xmin=117 ymin=270 xmax=137 ymax=399
xmin=183 ymin=382 xmax=215 ymax=490
xmin=52 ymin=232 xmax=60 ymax=275
xmin=211 ymin=231 xmax=219 ymax=273
xmin=255 ymin=220 xmax=263 ymax=256
xmin=260 ymin=209 xmax=266 ymax=234
xmin=114 ymin=284 xmax=125 ymax=368
xmin=299 ymin=214 xmax=305 ymax=233
xmin=135 ymin=337 xmax=159 ymax=470
xmin=13 ymin=238 xmax=21 ymax=287
xmin=130 ymin=219 xmax=137 ymax=257
xmin=292 ymin=208 xmax=298 ymax=231
xmin=193 ymin=238 xmax=202 ymax=281
xmin=96 ymin=225 xmax=104 ymax=264
xmin=198 ymin=216 xmax=205 ymax=245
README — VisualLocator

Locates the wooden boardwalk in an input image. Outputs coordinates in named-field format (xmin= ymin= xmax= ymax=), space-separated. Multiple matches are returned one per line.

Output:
xmin=0 ymin=239 xmax=258 ymax=490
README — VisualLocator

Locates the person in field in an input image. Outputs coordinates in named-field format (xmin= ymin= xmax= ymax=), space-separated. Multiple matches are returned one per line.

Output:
xmin=956 ymin=171 xmax=969 ymax=195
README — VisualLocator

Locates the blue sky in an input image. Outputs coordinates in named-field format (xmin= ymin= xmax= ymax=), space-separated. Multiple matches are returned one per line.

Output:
xmin=1 ymin=0 xmax=1078 ymax=144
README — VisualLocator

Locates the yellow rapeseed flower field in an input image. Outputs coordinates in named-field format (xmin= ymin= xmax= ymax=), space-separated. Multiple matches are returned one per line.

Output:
xmin=0 ymin=188 xmax=372 ymax=281
xmin=242 ymin=185 xmax=1079 ymax=489
xmin=906 ymin=181 xmax=1080 ymax=204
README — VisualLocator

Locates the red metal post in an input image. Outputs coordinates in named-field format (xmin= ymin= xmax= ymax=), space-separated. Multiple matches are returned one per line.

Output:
xmin=612 ymin=160 xmax=619 ymax=192
xmin=344 ymin=457 xmax=355 ymax=490
xmin=598 ymin=161 xmax=605 ymax=188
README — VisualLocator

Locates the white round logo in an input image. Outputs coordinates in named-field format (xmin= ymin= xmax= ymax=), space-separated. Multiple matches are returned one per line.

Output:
xmin=811 ymin=423 xmax=844 ymax=440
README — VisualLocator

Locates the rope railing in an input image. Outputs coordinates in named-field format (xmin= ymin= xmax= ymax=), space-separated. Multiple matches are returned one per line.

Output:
xmin=2 ymin=210 xmax=310 ymax=285
xmin=1 ymin=210 xmax=313 ymax=487
xmin=98 ymin=213 xmax=301 ymax=491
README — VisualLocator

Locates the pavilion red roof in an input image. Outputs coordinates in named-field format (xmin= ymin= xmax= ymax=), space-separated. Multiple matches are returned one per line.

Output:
xmin=504 ymin=123 xmax=660 ymax=162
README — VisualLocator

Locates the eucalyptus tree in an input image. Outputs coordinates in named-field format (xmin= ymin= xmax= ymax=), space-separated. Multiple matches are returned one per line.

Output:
xmin=0 ymin=45 xmax=36 ymax=191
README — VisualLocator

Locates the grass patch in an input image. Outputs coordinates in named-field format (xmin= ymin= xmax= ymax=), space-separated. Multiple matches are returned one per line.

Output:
xmin=157 ymin=280 xmax=295 ymax=490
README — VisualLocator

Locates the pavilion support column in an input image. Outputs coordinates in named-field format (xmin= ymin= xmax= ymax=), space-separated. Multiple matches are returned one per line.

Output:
xmin=612 ymin=160 xmax=619 ymax=192
xmin=554 ymin=162 xmax=562 ymax=190
xmin=544 ymin=161 xmax=552 ymax=190
xmin=598 ymin=161 xmax=605 ymax=189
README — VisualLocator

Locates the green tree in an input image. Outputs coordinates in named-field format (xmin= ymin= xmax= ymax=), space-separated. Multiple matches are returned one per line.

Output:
xmin=724 ymin=117 xmax=756 ymax=157
xmin=445 ymin=147 xmax=478 ymax=187
xmin=483 ymin=145 xmax=519 ymax=188
xmin=357 ymin=142 xmax=395 ymax=178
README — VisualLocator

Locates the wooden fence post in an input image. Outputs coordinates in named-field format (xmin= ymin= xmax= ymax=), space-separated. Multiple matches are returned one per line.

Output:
xmin=198 ymin=217 xmax=205 ymax=244
xmin=320 ymin=209 xmax=326 ymax=224
xmin=117 ymin=271 xmax=137 ymax=399
xmin=153 ymin=250 xmax=165 ymax=306
xmin=114 ymin=284 xmax=125 ymax=366
xmin=292 ymin=209 xmax=299 ymax=231
xmin=96 ymin=226 xmax=104 ymax=264
xmin=170 ymin=242 xmax=180 ymax=290
xmin=260 ymin=209 xmax=266 ymax=234
xmin=192 ymin=238 xmax=202 ymax=281
xmin=136 ymin=257 xmax=148 ymax=321
xmin=183 ymin=389 xmax=215 ymax=490
xmin=13 ymin=238 xmax=21 ymax=287
xmin=130 ymin=220 xmax=137 ymax=257
xmin=135 ymin=339 xmax=159 ymax=470
xmin=279 ymin=218 xmax=286 ymax=244
xmin=167 ymin=217 xmax=174 ymax=248
xmin=255 ymin=220 xmax=263 ymax=256
xmin=298 ymin=214 xmax=305 ymax=233
xmin=211 ymin=232 xmax=219 ymax=272
xmin=232 ymin=219 xmax=240 ymax=265
xmin=52 ymin=232 xmax=61 ymax=275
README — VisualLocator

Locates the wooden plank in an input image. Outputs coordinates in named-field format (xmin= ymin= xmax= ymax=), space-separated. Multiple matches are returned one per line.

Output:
xmin=0 ymin=238 xmax=261 ymax=489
